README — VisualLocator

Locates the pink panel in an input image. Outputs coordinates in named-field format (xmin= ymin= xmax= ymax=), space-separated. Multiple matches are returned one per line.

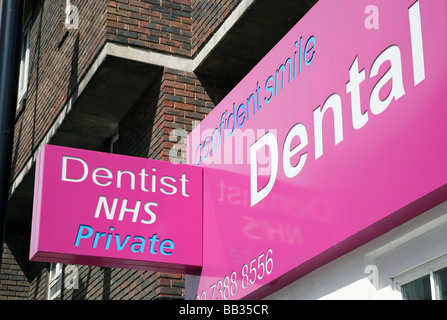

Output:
xmin=187 ymin=0 xmax=447 ymax=299
xmin=30 ymin=145 xmax=203 ymax=274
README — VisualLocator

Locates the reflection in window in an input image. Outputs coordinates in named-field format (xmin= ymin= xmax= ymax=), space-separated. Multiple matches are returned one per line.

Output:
xmin=401 ymin=275 xmax=432 ymax=300
xmin=435 ymin=267 xmax=447 ymax=300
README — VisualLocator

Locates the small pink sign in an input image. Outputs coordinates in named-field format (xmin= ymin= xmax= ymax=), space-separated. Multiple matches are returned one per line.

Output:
xmin=30 ymin=145 xmax=202 ymax=274
xmin=187 ymin=0 xmax=447 ymax=299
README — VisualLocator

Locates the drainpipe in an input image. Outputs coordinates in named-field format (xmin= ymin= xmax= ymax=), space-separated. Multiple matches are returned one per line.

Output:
xmin=0 ymin=0 xmax=24 ymax=268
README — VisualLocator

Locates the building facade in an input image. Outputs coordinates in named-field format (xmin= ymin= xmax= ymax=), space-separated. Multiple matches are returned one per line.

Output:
xmin=1 ymin=0 xmax=316 ymax=300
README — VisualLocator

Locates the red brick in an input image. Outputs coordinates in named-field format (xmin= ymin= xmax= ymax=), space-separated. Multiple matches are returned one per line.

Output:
xmin=9 ymin=0 xmax=236 ymax=302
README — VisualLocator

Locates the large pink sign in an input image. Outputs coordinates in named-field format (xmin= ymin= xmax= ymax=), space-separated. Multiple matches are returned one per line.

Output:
xmin=187 ymin=0 xmax=447 ymax=299
xmin=30 ymin=145 xmax=202 ymax=274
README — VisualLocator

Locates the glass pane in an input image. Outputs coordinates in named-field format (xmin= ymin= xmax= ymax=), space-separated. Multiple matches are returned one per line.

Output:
xmin=49 ymin=278 xmax=61 ymax=300
xmin=401 ymin=275 xmax=432 ymax=300
xmin=49 ymin=263 xmax=62 ymax=282
xmin=435 ymin=267 xmax=447 ymax=300
xmin=49 ymin=263 xmax=57 ymax=281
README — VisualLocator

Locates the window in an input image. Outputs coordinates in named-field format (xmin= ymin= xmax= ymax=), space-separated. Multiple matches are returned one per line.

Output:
xmin=435 ymin=267 xmax=447 ymax=299
xmin=394 ymin=255 xmax=447 ymax=300
xmin=48 ymin=263 xmax=63 ymax=300
xmin=47 ymin=263 xmax=79 ymax=299
xmin=17 ymin=28 xmax=30 ymax=106
xmin=110 ymin=133 xmax=120 ymax=154
xmin=401 ymin=275 xmax=431 ymax=300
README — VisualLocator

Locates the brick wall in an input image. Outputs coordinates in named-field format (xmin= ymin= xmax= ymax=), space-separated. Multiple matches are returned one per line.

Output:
xmin=150 ymin=68 xmax=211 ymax=162
xmin=6 ymin=0 xmax=240 ymax=300
xmin=191 ymin=0 xmax=242 ymax=55
xmin=12 ymin=0 xmax=107 ymax=181
xmin=145 ymin=68 xmax=234 ymax=162
xmin=106 ymin=67 xmax=232 ymax=300
xmin=41 ymin=266 xmax=185 ymax=300
xmin=118 ymin=67 xmax=232 ymax=165
xmin=12 ymin=0 xmax=243 ymax=181
xmin=28 ymin=261 xmax=46 ymax=300
xmin=23 ymin=66 xmax=233 ymax=300
xmin=106 ymin=0 xmax=242 ymax=57
xmin=27 ymin=263 xmax=184 ymax=300
xmin=0 ymin=225 xmax=32 ymax=300
xmin=106 ymin=0 xmax=192 ymax=57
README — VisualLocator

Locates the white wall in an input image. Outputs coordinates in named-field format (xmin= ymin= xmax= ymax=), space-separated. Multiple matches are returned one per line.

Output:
xmin=266 ymin=201 xmax=447 ymax=300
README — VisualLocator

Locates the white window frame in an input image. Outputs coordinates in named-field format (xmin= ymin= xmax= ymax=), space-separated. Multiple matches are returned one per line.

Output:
xmin=393 ymin=253 xmax=447 ymax=300
xmin=48 ymin=263 xmax=63 ymax=300
xmin=17 ymin=27 xmax=30 ymax=106
xmin=110 ymin=133 xmax=119 ymax=154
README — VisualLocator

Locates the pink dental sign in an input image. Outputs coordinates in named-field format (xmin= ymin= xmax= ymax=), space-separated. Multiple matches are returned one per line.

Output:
xmin=30 ymin=145 xmax=202 ymax=274
xmin=187 ymin=0 xmax=447 ymax=299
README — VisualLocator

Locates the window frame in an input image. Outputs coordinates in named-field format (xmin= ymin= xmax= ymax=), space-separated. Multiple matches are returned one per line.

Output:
xmin=393 ymin=253 xmax=447 ymax=300
xmin=110 ymin=133 xmax=120 ymax=154
xmin=17 ymin=27 xmax=30 ymax=106
xmin=48 ymin=263 xmax=63 ymax=300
